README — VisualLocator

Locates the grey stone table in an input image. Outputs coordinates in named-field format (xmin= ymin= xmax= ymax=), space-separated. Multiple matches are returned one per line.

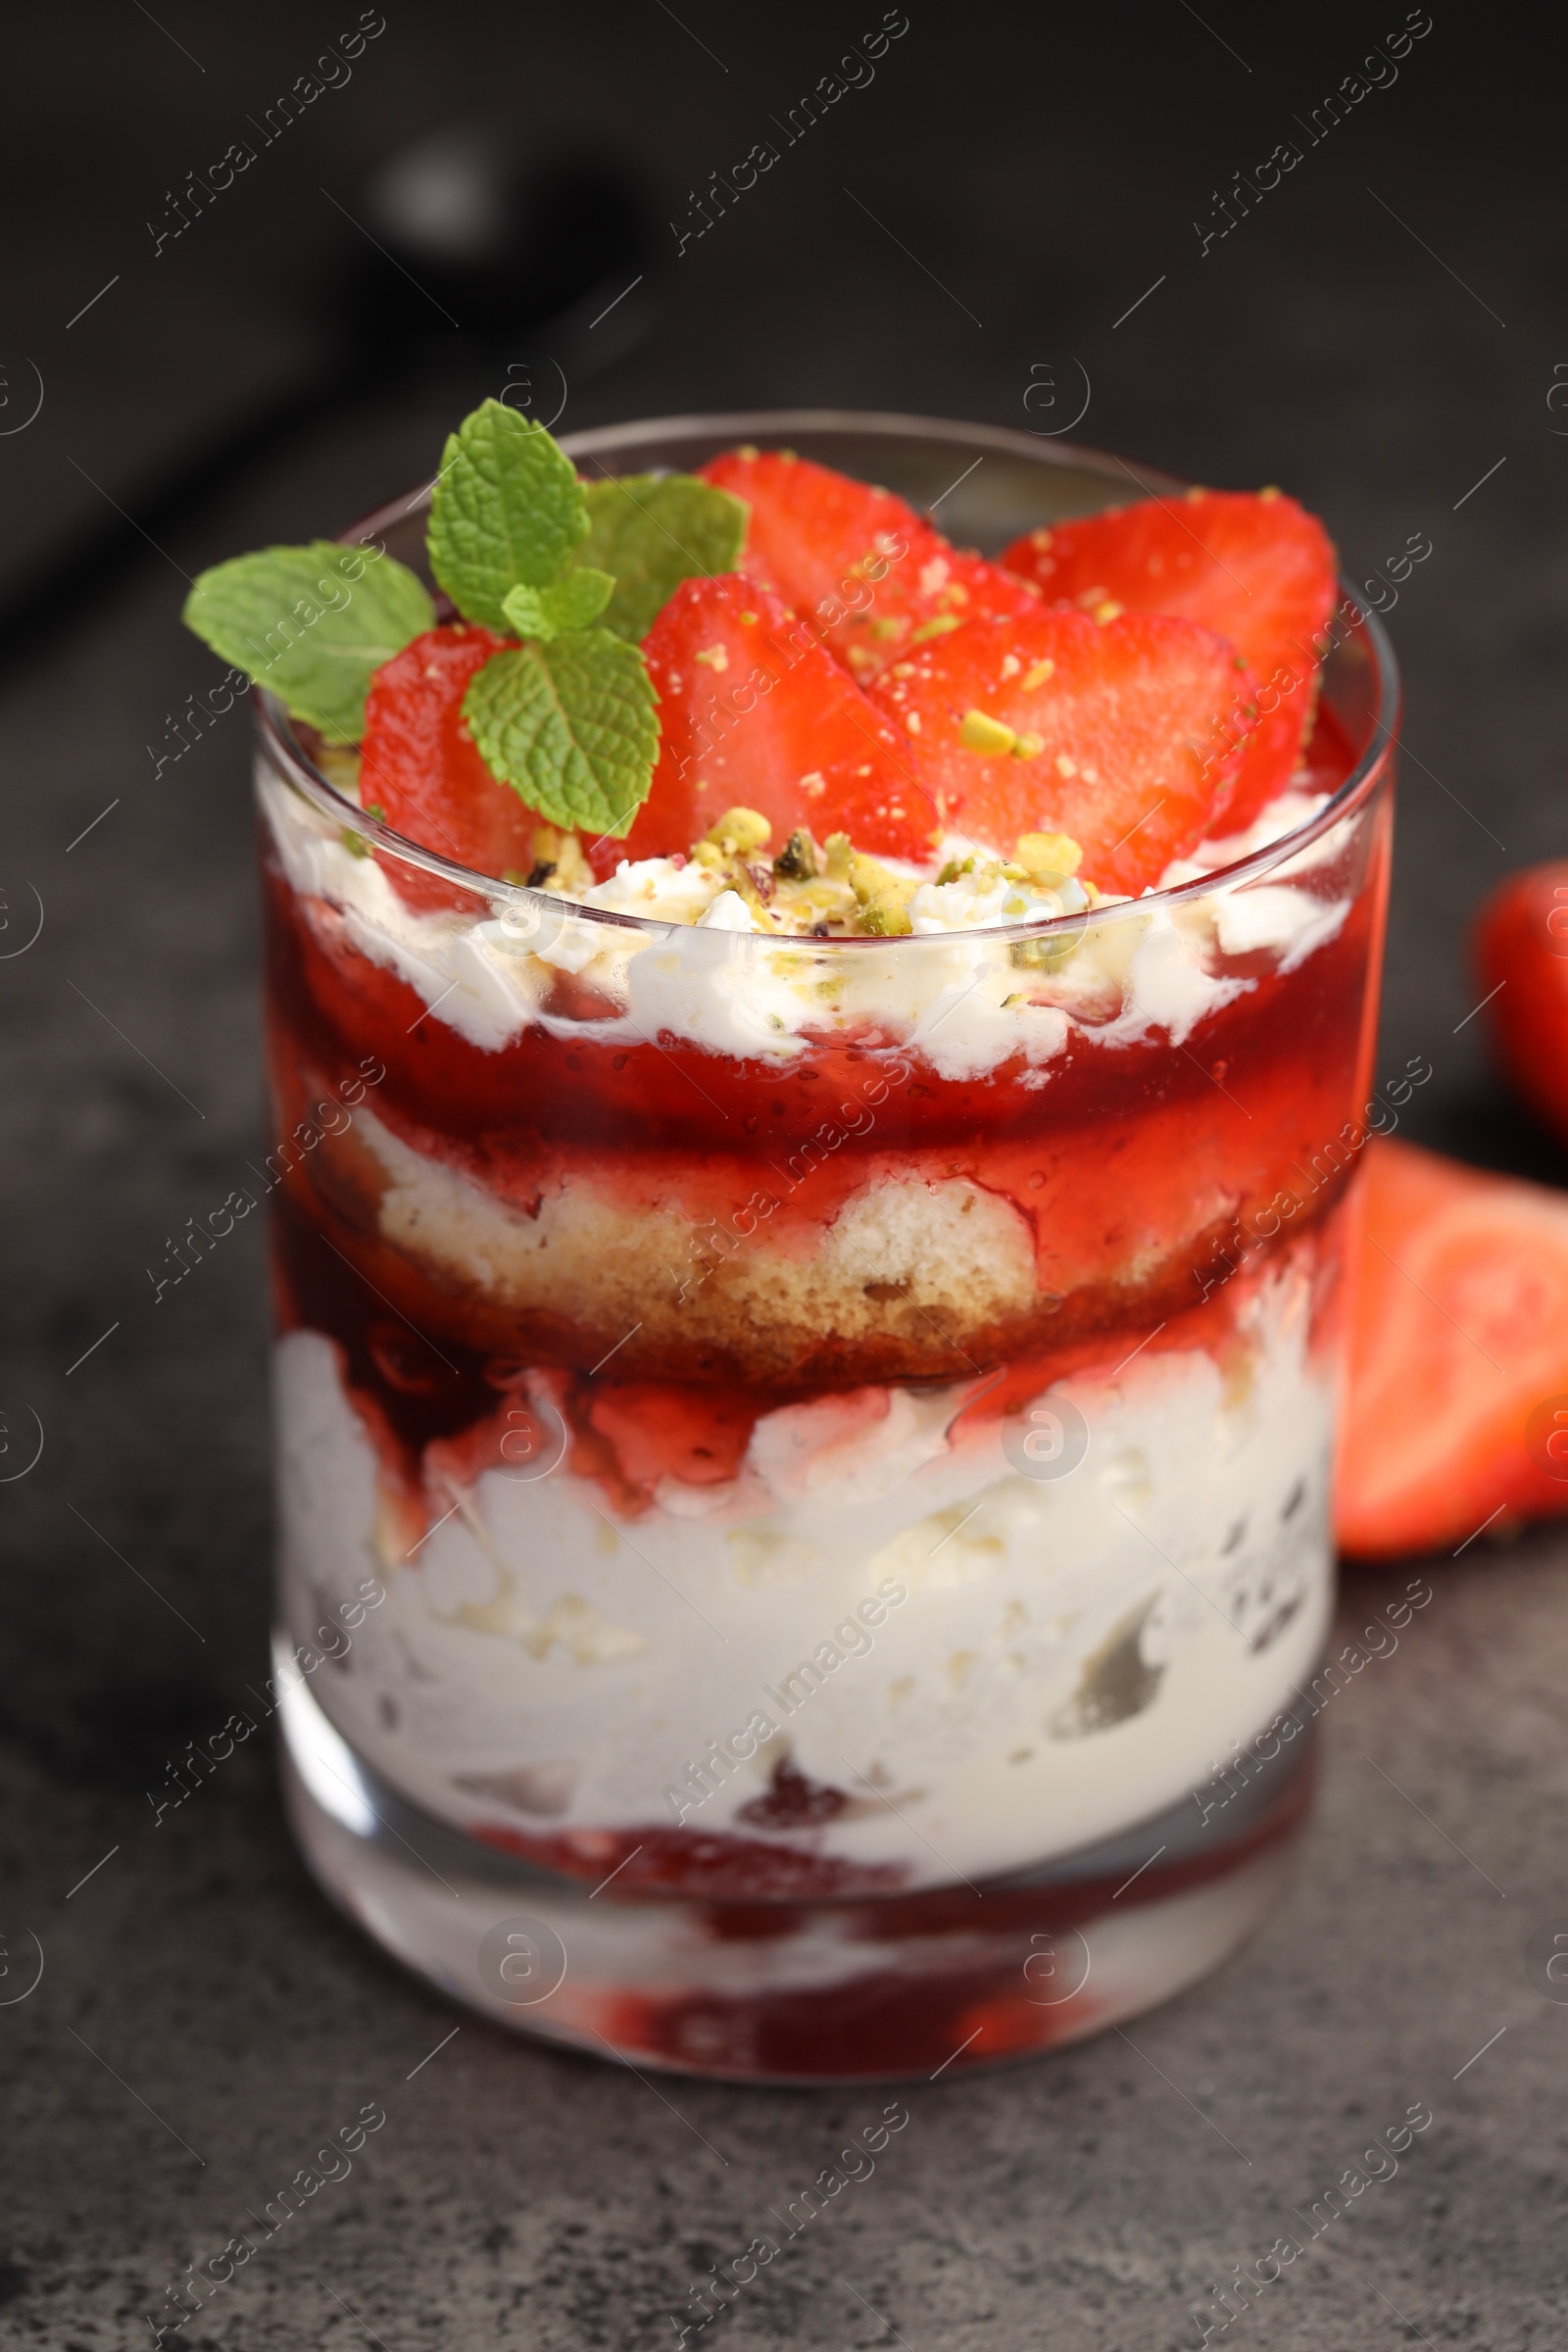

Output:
xmin=4 ymin=7 xmax=1567 ymax=2344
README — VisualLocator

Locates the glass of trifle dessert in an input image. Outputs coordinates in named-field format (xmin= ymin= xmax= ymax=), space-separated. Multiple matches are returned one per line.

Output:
xmin=187 ymin=402 xmax=1396 ymax=2081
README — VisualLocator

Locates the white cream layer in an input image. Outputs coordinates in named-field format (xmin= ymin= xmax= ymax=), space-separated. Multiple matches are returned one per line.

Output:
xmin=275 ymin=1253 xmax=1335 ymax=1887
xmin=261 ymin=767 xmax=1352 ymax=1082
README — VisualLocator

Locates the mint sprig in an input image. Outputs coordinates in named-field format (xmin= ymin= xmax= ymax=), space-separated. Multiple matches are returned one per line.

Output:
xmin=183 ymin=401 xmax=759 ymax=858
xmin=182 ymin=543 xmax=433 ymax=742
xmin=502 ymin=569 xmax=614 ymax=641
xmin=573 ymin=473 xmax=748 ymax=643
xmin=427 ymin=400 xmax=589 ymax=629
xmin=464 ymin=632 xmax=660 ymax=839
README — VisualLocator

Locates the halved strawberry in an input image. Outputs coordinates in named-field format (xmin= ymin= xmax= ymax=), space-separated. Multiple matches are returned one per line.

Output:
xmin=600 ymin=572 xmax=936 ymax=872
xmin=698 ymin=448 xmax=1041 ymax=683
xmin=358 ymin=623 xmax=536 ymax=910
xmin=1473 ymin=863 xmax=1568 ymax=1152
xmin=863 ymin=608 xmax=1251 ymax=893
xmin=1002 ymin=490 xmax=1338 ymax=834
xmin=1337 ymin=1137 xmax=1568 ymax=1557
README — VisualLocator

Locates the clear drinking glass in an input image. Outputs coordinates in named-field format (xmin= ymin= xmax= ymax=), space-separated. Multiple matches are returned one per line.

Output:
xmin=255 ymin=412 xmax=1397 ymax=2081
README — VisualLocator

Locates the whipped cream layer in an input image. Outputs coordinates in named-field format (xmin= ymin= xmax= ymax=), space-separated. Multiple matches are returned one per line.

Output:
xmin=261 ymin=765 xmax=1354 ymax=1082
xmin=276 ymin=1250 xmax=1336 ymax=1886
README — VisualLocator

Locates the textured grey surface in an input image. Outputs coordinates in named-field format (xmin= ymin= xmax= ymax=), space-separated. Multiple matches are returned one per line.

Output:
xmin=3 ymin=6 xmax=1568 ymax=2345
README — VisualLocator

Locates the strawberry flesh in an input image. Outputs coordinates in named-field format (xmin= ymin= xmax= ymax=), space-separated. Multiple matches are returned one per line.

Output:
xmin=1001 ymin=490 xmax=1337 ymax=833
xmin=863 ymin=608 xmax=1251 ymax=893
xmin=699 ymin=448 xmax=1041 ymax=684
xmin=1338 ymin=1138 xmax=1568 ymax=1557
xmin=600 ymin=572 xmax=935 ymax=873
xmin=1473 ymin=862 xmax=1568 ymax=1151
xmin=358 ymin=623 xmax=535 ymax=910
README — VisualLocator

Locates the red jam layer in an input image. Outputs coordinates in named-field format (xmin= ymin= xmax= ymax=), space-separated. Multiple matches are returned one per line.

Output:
xmin=578 ymin=1740 xmax=1315 ymax=2078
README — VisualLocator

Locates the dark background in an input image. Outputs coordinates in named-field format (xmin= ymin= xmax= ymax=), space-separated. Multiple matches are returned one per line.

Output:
xmin=4 ymin=7 xmax=1568 ymax=2347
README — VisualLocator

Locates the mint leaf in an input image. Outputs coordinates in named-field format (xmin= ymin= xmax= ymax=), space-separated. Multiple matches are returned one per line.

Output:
xmin=427 ymin=401 xmax=588 ymax=628
xmin=502 ymin=568 xmax=614 ymax=642
xmin=574 ymin=473 xmax=749 ymax=642
xmin=463 ymin=631 xmax=661 ymax=838
xmin=182 ymin=543 xmax=433 ymax=742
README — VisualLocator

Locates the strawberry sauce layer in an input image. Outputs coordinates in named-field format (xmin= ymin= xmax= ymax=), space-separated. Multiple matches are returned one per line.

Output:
xmin=574 ymin=1740 xmax=1315 ymax=2078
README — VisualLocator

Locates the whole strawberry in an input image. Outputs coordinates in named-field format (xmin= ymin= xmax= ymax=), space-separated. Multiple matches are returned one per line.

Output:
xmin=1473 ymin=862 xmax=1568 ymax=1150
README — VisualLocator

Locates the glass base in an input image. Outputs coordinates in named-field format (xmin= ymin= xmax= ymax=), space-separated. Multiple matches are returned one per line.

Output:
xmin=276 ymin=1647 xmax=1315 ymax=2083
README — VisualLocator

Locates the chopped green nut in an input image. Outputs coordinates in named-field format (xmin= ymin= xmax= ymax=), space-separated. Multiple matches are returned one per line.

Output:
xmin=773 ymin=827 xmax=821 ymax=881
xmin=847 ymin=849 xmax=916 ymax=937
xmin=1014 ymin=830 xmax=1083 ymax=877
xmin=959 ymin=709 xmax=1017 ymax=756
xmin=704 ymin=807 xmax=771 ymax=856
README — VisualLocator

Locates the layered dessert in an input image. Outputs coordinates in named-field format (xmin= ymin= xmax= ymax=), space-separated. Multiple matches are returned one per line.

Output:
xmin=189 ymin=407 xmax=1393 ymax=2068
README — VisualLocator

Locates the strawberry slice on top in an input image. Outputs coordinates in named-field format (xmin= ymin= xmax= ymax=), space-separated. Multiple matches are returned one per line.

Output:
xmin=699 ymin=448 xmax=1041 ymax=684
xmin=864 ymin=608 xmax=1251 ymax=894
xmin=358 ymin=623 xmax=539 ymax=910
xmin=600 ymin=571 xmax=937 ymax=873
xmin=1000 ymin=489 xmax=1337 ymax=835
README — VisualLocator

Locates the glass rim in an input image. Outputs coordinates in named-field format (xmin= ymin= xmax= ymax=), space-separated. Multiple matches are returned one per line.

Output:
xmin=253 ymin=407 xmax=1401 ymax=950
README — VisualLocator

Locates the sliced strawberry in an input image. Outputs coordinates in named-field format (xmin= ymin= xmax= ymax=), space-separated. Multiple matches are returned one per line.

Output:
xmin=358 ymin=623 xmax=535 ymax=910
xmin=863 ymin=608 xmax=1250 ymax=893
xmin=699 ymin=448 xmax=1040 ymax=683
xmin=1002 ymin=489 xmax=1338 ymax=833
xmin=1473 ymin=864 xmax=1568 ymax=1151
xmin=601 ymin=572 xmax=936 ymax=873
xmin=1337 ymin=1138 xmax=1568 ymax=1557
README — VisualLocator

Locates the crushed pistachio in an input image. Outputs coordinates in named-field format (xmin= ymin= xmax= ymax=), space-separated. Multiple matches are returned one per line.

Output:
xmin=959 ymin=709 xmax=1018 ymax=756
xmin=908 ymin=612 xmax=964 ymax=645
xmin=529 ymin=826 xmax=592 ymax=893
xmin=704 ymin=807 xmax=771 ymax=856
xmin=847 ymin=849 xmax=915 ymax=936
xmin=503 ymin=808 xmax=1101 ymax=946
xmin=1022 ymin=657 xmax=1055 ymax=690
xmin=773 ymin=828 xmax=821 ymax=881
xmin=1015 ymin=831 xmax=1083 ymax=876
